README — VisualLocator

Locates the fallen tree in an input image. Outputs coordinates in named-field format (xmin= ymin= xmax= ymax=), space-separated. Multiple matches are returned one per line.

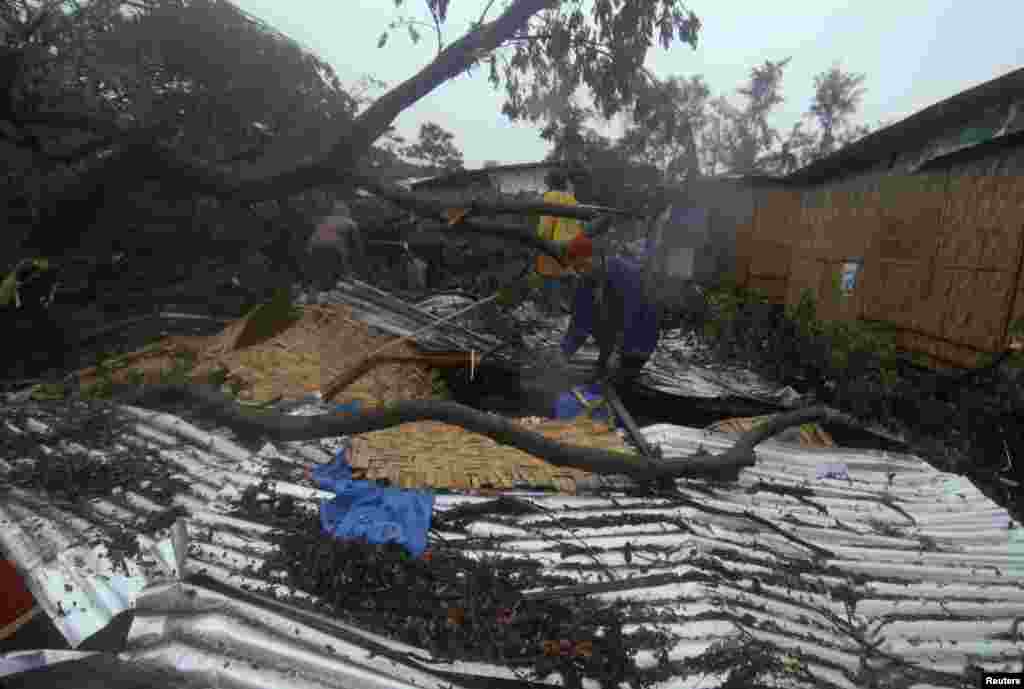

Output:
xmin=113 ymin=382 xmax=860 ymax=482
xmin=6 ymin=0 xmax=695 ymax=262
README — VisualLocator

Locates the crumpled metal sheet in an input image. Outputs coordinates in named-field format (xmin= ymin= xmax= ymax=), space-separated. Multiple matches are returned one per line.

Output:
xmin=315 ymin=285 xmax=806 ymax=405
xmin=518 ymin=311 xmax=805 ymax=404
xmin=306 ymin=281 xmax=505 ymax=356
xmin=120 ymin=582 xmax=458 ymax=689
xmin=1 ymin=398 xmax=1022 ymax=688
xmin=0 ymin=650 xmax=99 ymax=678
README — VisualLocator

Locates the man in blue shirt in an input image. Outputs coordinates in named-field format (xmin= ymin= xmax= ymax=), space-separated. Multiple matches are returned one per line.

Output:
xmin=559 ymin=233 xmax=659 ymax=382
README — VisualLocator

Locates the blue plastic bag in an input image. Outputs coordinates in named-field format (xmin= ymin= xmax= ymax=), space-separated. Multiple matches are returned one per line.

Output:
xmin=553 ymin=383 xmax=621 ymax=427
xmin=312 ymin=442 xmax=434 ymax=558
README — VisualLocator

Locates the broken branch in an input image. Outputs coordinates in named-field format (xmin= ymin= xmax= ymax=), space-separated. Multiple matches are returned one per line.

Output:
xmin=354 ymin=174 xmax=646 ymax=223
xmin=112 ymin=383 xmax=858 ymax=483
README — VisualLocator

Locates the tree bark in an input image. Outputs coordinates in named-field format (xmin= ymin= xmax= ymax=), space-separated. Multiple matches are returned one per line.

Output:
xmin=112 ymin=383 xmax=860 ymax=483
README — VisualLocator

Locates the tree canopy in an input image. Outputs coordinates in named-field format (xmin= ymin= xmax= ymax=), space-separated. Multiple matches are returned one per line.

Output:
xmin=536 ymin=57 xmax=874 ymax=181
xmin=401 ymin=121 xmax=465 ymax=174
xmin=2 ymin=0 xmax=703 ymax=220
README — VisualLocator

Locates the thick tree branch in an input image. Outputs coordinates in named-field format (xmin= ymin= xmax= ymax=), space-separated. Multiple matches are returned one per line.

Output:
xmin=238 ymin=0 xmax=555 ymax=201
xmin=420 ymin=218 xmax=564 ymax=257
xmin=111 ymin=384 xmax=859 ymax=483
xmin=353 ymin=173 xmax=646 ymax=221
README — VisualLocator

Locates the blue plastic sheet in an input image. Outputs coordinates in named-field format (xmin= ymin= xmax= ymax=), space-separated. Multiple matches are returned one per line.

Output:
xmin=312 ymin=441 xmax=434 ymax=557
xmin=553 ymin=383 xmax=621 ymax=427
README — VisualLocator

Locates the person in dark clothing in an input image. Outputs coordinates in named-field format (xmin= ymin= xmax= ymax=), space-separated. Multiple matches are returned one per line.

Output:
xmin=305 ymin=201 xmax=363 ymax=291
xmin=1 ymin=258 xmax=71 ymax=379
xmin=558 ymin=233 xmax=659 ymax=382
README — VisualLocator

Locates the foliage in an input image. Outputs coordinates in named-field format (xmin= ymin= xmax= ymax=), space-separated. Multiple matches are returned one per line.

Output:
xmin=3 ymin=0 xmax=354 ymax=168
xmin=700 ymin=58 xmax=790 ymax=175
xmin=618 ymin=75 xmax=709 ymax=183
xmin=539 ymin=102 xmax=592 ymax=164
xmin=207 ymin=366 xmax=230 ymax=387
xmin=234 ymin=286 xmax=301 ymax=350
xmin=759 ymin=64 xmax=871 ymax=173
xmin=430 ymin=369 xmax=451 ymax=399
xmin=693 ymin=283 xmax=1023 ymax=516
xmin=30 ymin=381 xmax=68 ymax=400
xmin=401 ymin=121 xmax=464 ymax=174
xmin=158 ymin=350 xmax=197 ymax=385
xmin=808 ymin=64 xmax=868 ymax=157
xmin=539 ymin=104 xmax=659 ymax=207
xmin=489 ymin=0 xmax=701 ymax=126
xmin=2 ymin=0 xmax=707 ymax=260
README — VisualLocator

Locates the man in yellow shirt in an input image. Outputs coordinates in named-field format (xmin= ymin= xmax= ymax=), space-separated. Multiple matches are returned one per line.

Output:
xmin=535 ymin=169 xmax=583 ymax=316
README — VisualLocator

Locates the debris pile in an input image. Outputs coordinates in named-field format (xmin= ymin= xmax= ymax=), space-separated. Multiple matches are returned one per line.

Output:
xmin=1 ymin=399 xmax=188 ymax=508
xmin=260 ymin=509 xmax=680 ymax=688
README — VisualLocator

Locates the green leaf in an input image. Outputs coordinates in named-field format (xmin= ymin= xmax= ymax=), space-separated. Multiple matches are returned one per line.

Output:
xmin=394 ymin=0 xmax=403 ymax=6
xmin=232 ymin=287 xmax=301 ymax=351
xmin=408 ymin=24 xmax=420 ymax=44
xmin=378 ymin=32 xmax=389 ymax=48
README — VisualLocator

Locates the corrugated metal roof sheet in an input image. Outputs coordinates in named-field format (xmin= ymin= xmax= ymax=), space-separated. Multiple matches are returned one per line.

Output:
xmin=425 ymin=294 xmax=802 ymax=405
xmin=309 ymin=284 xmax=804 ymax=404
xmin=1 ymin=397 xmax=1021 ymax=687
xmin=306 ymin=281 xmax=505 ymax=355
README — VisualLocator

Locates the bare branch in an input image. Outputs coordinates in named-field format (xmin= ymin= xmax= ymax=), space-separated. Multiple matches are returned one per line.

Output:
xmin=425 ymin=0 xmax=443 ymax=54
xmin=478 ymin=0 xmax=499 ymax=25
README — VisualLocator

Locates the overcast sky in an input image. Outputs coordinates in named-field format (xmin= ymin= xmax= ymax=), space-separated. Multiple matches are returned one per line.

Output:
xmin=234 ymin=0 xmax=1023 ymax=170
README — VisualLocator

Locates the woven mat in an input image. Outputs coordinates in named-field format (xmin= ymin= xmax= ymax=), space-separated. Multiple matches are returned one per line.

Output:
xmin=348 ymin=416 xmax=626 ymax=493
xmin=706 ymin=415 xmax=835 ymax=448
xmin=77 ymin=304 xmax=436 ymax=406
xmin=75 ymin=304 xmax=630 ymax=494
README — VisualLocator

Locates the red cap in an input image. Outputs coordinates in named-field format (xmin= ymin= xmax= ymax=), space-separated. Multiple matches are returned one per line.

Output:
xmin=565 ymin=234 xmax=593 ymax=261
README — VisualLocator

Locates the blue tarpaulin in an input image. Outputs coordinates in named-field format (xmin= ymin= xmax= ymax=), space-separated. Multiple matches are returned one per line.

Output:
xmin=553 ymin=383 xmax=622 ymax=428
xmin=311 ymin=441 xmax=434 ymax=557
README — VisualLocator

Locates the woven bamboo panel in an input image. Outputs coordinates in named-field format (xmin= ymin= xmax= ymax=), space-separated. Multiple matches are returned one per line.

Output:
xmin=878 ymin=173 xmax=948 ymax=208
xmin=706 ymin=416 xmax=834 ymax=448
xmin=754 ymin=190 xmax=804 ymax=245
xmin=896 ymin=331 xmax=986 ymax=370
xmin=939 ymin=175 xmax=1024 ymax=271
xmin=820 ymin=189 xmax=883 ymax=261
xmin=347 ymin=417 xmax=631 ymax=493
xmin=932 ymin=267 xmax=1018 ymax=351
xmin=785 ymin=251 xmax=826 ymax=309
xmin=745 ymin=276 xmax=788 ymax=303
xmin=861 ymin=259 xmax=935 ymax=331
xmin=77 ymin=304 xmax=438 ymax=406
xmin=800 ymin=203 xmax=837 ymax=254
xmin=747 ymin=238 xmax=793 ymax=279
xmin=1010 ymin=286 xmax=1024 ymax=351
